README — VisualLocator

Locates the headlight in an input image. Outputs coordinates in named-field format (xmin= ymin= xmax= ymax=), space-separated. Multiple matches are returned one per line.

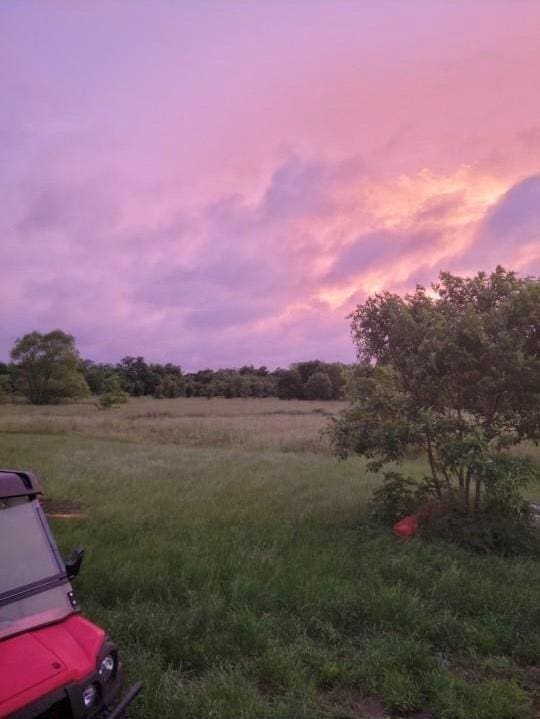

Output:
xmin=82 ymin=684 xmax=97 ymax=709
xmin=98 ymin=653 xmax=116 ymax=682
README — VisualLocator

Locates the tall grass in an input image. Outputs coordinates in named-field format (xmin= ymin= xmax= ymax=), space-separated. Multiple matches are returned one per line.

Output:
xmin=0 ymin=397 xmax=539 ymax=718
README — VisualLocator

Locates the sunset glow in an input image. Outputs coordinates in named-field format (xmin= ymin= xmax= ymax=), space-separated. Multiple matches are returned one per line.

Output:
xmin=2 ymin=1 xmax=539 ymax=368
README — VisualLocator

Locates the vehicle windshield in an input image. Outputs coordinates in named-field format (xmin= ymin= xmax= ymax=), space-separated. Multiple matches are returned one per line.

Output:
xmin=0 ymin=499 xmax=74 ymax=639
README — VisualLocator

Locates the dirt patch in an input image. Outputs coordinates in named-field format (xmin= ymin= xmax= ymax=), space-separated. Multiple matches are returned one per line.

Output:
xmin=41 ymin=498 xmax=86 ymax=518
xmin=316 ymin=688 xmax=389 ymax=718
xmin=316 ymin=688 xmax=436 ymax=719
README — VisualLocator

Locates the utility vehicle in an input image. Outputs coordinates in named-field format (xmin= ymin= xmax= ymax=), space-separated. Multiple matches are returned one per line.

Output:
xmin=0 ymin=469 xmax=141 ymax=718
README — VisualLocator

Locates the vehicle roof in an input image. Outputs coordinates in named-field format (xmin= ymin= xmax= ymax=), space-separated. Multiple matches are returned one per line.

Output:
xmin=0 ymin=470 xmax=42 ymax=499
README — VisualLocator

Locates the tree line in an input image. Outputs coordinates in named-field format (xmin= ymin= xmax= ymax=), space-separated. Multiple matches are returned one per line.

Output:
xmin=0 ymin=332 xmax=351 ymax=405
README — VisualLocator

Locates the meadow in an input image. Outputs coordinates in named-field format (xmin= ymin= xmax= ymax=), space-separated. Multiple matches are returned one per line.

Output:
xmin=1 ymin=397 xmax=539 ymax=719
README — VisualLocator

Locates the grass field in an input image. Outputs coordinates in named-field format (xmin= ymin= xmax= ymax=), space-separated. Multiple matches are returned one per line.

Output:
xmin=1 ymin=397 xmax=539 ymax=719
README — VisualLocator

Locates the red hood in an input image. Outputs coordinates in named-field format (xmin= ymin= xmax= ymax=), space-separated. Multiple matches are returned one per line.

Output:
xmin=0 ymin=615 xmax=105 ymax=718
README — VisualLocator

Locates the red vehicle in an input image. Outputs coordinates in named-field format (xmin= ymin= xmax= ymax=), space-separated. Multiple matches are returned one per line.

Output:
xmin=0 ymin=469 xmax=141 ymax=718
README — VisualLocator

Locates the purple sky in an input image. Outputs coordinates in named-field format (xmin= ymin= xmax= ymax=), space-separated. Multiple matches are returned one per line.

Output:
xmin=2 ymin=1 xmax=540 ymax=369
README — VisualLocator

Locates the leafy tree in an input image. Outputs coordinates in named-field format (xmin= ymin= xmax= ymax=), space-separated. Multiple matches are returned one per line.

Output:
xmin=153 ymin=373 xmax=185 ymax=398
xmin=0 ymin=362 xmax=16 ymax=401
xmin=304 ymin=371 xmax=333 ymax=400
xmin=323 ymin=362 xmax=347 ymax=399
xmin=292 ymin=360 xmax=347 ymax=399
xmin=330 ymin=267 xmax=540 ymax=512
xmin=277 ymin=369 xmax=304 ymax=400
xmin=117 ymin=356 xmax=161 ymax=396
xmin=0 ymin=377 xmax=9 ymax=403
xmin=10 ymin=330 xmax=90 ymax=404
xmin=294 ymin=360 xmax=325 ymax=385
xmin=97 ymin=375 xmax=128 ymax=408
xmin=81 ymin=360 xmax=118 ymax=394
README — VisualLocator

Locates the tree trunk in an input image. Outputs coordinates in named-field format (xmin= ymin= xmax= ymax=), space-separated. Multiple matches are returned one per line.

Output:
xmin=465 ymin=469 xmax=472 ymax=510
xmin=426 ymin=432 xmax=442 ymax=498
xmin=474 ymin=479 xmax=483 ymax=510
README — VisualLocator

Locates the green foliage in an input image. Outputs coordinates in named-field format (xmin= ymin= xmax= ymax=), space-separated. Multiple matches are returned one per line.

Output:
xmin=0 ymin=375 xmax=11 ymax=403
xmin=368 ymin=472 xmax=418 ymax=524
xmin=66 ymin=353 xmax=352 ymax=401
xmin=0 ymin=363 xmax=17 ymax=401
xmin=330 ymin=364 xmax=414 ymax=463
xmin=277 ymin=368 xmax=305 ymax=399
xmin=97 ymin=376 xmax=129 ymax=409
xmin=10 ymin=330 xmax=90 ymax=404
xmin=276 ymin=362 xmax=347 ymax=401
xmin=180 ymin=367 xmax=277 ymax=399
xmin=117 ymin=356 xmax=162 ymax=396
xmin=421 ymin=503 xmax=539 ymax=556
xmin=330 ymin=267 xmax=540 ymax=519
xmin=153 ymin=374 xmax=186 ymax=399
xmin=304 ymin=371 xmax=333 ymax=401
xmin=81 ymin=360 xmax=117 ymax=394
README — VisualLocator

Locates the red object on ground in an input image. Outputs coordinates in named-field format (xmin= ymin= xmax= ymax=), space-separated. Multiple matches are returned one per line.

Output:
xmin=393 ymin=515 xmax=419 ymax=538
xmin=0 ymin=615 xmax=104 ymax=718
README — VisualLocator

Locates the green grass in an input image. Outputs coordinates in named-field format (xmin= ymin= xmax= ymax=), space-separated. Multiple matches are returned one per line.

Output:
xmin=1 ymin=397 xmax=539 ymax=718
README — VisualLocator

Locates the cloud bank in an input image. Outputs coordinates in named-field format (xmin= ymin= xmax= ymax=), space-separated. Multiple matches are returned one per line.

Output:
xmin=1 ymin=2 xmax=539 ymax=368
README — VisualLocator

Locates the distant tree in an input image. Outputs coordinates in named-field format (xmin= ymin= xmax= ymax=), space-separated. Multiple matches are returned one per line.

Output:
xmin=81 ymin=360 xmax=118 ymax=394
xmin=277 ymin=369 xmax=304 ymax=400
xmin=117 ymin=356 xmax=164 ymax=396
xmin=0 ymin=376 xmax=9 ymax=403
xmin=330 ymin=267 xmax=540 ymax=513
xmin=304 ymin=371 xmax=333 ymax=400
xmin=293 ymin=360 xmax=324 ymax=385
xmin=186 ymin=369 xmax=215 ymax=396
xmin=11 ymin=330 xmax=90 ymax=404
xmin=290 ymin=360 xmax=347 ymax=399
xmin=0 ymin=362 xmax=16 ymax=401
xmin=249 ymin=377 xmax=265 ymax=398
xmin=260 ymin=375 xmax=277 ymax=396
xmin=97 ymin=375 xmax=128 ymax=409
xmin=153 ymin=373 xmax=185 ymax=398
xmin=323 ymin=363 xmax=347 ymax=399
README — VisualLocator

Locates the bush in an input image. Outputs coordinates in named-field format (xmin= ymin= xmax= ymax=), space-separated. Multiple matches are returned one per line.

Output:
xmin=304 ymin=371 xmax=333 ymax=400
xmin=421 ymin=503 xmax=539 ymax=556
xmin=368 ymin=469 xmax=539 ymax=556
xmin=97 ymin=376 xmax=129 ymax=409
xmin=368 ymin=472 xmax=418 ymax=524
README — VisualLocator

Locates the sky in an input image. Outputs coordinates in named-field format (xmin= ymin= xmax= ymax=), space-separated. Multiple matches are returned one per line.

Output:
xmin=1 ymin=1 xmax=540 ymax=370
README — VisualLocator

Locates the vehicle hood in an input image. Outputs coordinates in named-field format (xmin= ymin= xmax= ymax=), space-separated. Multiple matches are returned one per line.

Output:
xmin=0 ymin=615 xmax=105 ymax=718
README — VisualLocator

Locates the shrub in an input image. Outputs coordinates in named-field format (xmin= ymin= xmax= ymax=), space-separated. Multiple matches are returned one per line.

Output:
xmin=97 ymin=376 xmax=129 ymax=409
xmin=368 ymin=472 xmax=418 ymax=524
xmin=421 ymin=502 xmax=539 ymax=556
xmin=368 ymin=467 xmax=539 ymax=556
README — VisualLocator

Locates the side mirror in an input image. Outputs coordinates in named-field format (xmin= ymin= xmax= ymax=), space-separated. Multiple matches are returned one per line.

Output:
xmin=65 ymin=546 xmax=85 ymax=579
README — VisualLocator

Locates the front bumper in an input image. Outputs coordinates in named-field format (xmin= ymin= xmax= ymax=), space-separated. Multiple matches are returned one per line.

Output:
xmin=98 ymin=682 xmax=142 ymax=719
xmin=8 ymin=672 xmax=142 ymax=719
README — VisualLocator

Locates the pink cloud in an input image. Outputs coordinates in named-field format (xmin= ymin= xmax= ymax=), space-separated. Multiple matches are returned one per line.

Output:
xmin=1 ymin=2 xmax=540 ymax=368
